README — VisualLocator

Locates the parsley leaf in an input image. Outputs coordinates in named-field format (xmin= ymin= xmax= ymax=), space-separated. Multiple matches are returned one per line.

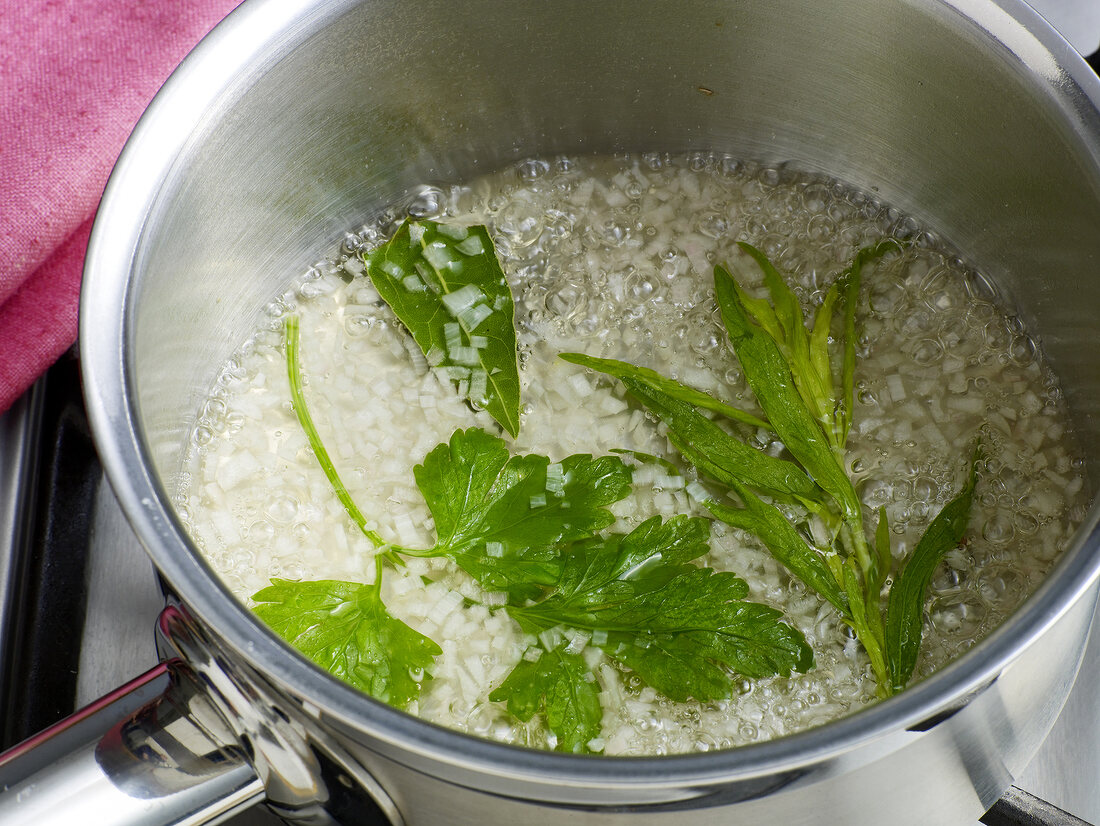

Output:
xmin=364 ymin=220 xmax=521 ymax=437
xmin=510 ymin=516 xmax=814 ymax=703
xmin=252 ymin=578 xmax=441 ymax=709
xmin=489 ymin=646 xmax=603 ymax=754
xmin=411 ymin=427 xmax=634 ymax=600
xmin=603 ymin=582 xmax=814 ymax=701
xmin=533 ymin=514 xmax=712 ymax=607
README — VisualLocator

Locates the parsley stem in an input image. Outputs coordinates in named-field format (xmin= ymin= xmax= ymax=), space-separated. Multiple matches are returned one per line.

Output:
xmin=373 ymin=555 xmax=385 ymax=595
xmin=285 ymin=315 xmax=397 ymax=559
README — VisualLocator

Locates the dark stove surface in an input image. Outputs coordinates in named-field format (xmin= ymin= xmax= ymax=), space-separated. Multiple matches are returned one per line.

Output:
xmin=0 ymin=355 xmax=283 ymax=826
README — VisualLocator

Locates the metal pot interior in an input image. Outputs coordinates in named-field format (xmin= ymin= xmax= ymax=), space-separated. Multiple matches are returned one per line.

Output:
xmin=83 ymin=0 xmax=1100 ymax=803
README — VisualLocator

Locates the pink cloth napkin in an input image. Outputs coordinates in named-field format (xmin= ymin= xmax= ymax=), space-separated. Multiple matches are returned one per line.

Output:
xmin=0 ymin=0 xmax=243 ymax=414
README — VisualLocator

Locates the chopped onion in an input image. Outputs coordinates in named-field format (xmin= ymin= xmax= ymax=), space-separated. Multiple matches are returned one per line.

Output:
xmin=455 ymin=234 xmax=485 ymax=256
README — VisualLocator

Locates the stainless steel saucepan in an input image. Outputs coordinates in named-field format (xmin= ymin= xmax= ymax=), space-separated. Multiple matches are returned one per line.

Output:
xmin=3 ymin=1 xmax=1100 ymax=823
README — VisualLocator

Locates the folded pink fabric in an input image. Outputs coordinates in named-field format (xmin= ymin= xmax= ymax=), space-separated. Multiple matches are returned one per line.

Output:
xmin=0 ymin=0 xmax=243 ymax=414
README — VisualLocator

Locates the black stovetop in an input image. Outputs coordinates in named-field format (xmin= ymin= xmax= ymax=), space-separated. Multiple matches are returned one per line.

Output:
xmin=0 ymin=354 xmax=284 ymax=826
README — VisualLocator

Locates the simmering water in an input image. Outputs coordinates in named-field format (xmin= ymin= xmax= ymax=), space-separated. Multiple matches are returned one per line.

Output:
xmin=177 ymin=154 xmax=1088 ymax=754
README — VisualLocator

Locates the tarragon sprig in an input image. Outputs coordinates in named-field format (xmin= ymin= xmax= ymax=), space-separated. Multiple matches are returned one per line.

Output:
xmin=252 ymin=569 xmax=441 ymax=709
xmin=564 ymin=241 xmax=979 ymax=696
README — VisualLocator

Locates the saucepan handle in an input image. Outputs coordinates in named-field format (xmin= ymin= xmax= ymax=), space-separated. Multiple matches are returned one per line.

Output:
xmin=0 ymin=659 xmax=264 ymax=826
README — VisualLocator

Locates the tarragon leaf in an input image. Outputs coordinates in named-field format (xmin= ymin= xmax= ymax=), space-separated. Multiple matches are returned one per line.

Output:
xmin=562 ymin=360 xmax=820 ymax=504
xmin=560 ymin=352 xmax=771 ymax=431
xmin=809 ymin=282 xmax=841 ymax=441
xmin=714 ymin=263 xmax=860 ymax=520
xmin=838 ymin=238 xmax=905 ymax=443
xmin=730 ymin=244 xmax=835 ymax=437
xmin=703 ymin=490 xmax=848 ymax=614
xmin=413 ymin=427 xmax=633 ymax=599
xmin=809 ymin=283 xmax=839 ymax=401
xmin=556 ymin=241 xmax=966 ymax=698
xmin=884 ymin=448 xmax=980 ymax=692
xmin=739 ymin=241 xmax=806 ymax=347
xmin=608 ymin=447 xmax=684 ymax=477
xmin=489 ymin=646 xmax=603 ymax=754
xmin=364 ymin=220 xmax=521 ymax=437
xmin=871 ymin=505 xmax=892 ymax=599
xmin=252 ymin=579 xmax=441 ymax=709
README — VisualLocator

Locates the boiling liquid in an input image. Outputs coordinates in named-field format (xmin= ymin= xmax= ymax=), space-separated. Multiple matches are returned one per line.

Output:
xmin=178 ymin=154 xmax=1088 ymax=754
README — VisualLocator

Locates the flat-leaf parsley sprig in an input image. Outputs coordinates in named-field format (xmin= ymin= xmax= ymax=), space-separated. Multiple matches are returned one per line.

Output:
xmin=254 ymin=309 xmax=812 ymax=752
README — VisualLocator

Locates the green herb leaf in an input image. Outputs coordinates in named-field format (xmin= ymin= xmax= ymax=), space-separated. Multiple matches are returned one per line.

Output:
xmin=712 ymin=265 xmax=858 ymax=508
xmin=604 ymin=578 xmax=814 ymax=701
xmin=561 ymin=356 xmax=820 ymax=504
xmin=884 ymin=447 xmax=980 ymax=692
xmin=739 ymin=241 xmax=806 ymax=347
xmin=560 ymin=352 xmax=771 ymax=431
xmin=840 ymin=558 xmax=887 ymax=682
xmin=546 ymin=515 xmax=712 ymax=604
xmin=809 ymin=283 xmax=839 ymax=409
xmin=703 ymin=490 xmax=848 ymax=614
xmin=608 ymin=447 xmax=685 ymax=476
xmin=412 ymin=427 xmax=633 ymax=599
xmin=810 ymin=280 xmax=845 ymax=447
xmin=714 ymin=262 xmax=861 ymax=521
xmin=252 ymin=578 xmax=441 ymax=709
xmin=489 ymin=646 xmax=603 ymax=753
xmin=511 ymin=517 xmax=813 ymax=702
xmin=871 ymin=505 xmax=892 ymax=598
xmin=733 ymin=243 xmax=836 ymax=437
xmin=838 ymin=239 xmax=905 ymax=444
xmin=364 ymin=220 xmax=521 ymax=437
